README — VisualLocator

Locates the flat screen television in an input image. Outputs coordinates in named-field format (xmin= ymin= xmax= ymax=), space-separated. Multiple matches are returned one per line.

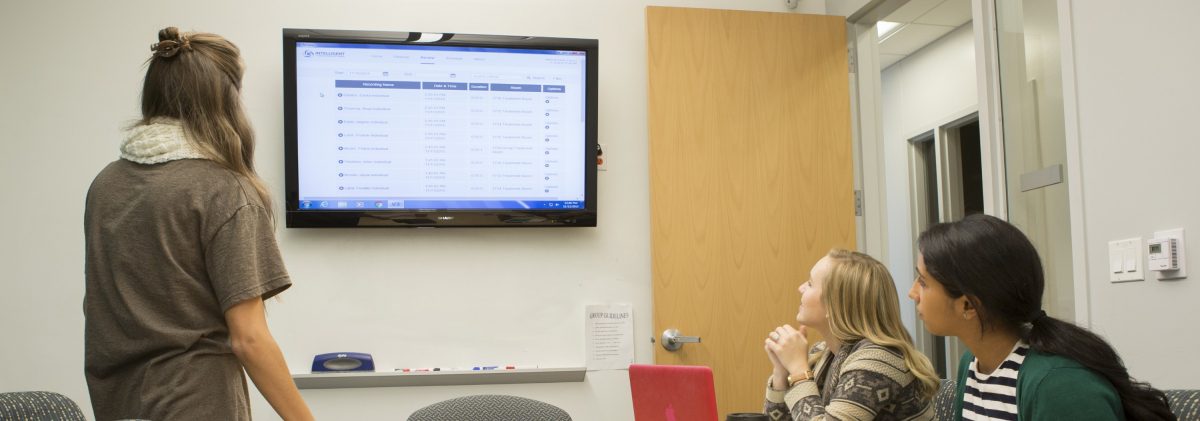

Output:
xmin=282 ymin=28 xmax=598 ymax=227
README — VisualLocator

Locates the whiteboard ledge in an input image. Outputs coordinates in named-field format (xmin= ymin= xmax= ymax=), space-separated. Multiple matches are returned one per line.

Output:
xmin=292 ymin=367 xmax=587 ymax=389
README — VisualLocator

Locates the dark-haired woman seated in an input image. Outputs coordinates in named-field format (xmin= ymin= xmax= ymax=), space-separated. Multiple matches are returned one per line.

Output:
xmin=912 ymin=214 xmax=1175 ymax=421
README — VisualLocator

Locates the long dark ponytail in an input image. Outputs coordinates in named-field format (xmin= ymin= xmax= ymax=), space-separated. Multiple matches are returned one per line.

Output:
xmin=918 ymin=214 xmax=1174 ymax=421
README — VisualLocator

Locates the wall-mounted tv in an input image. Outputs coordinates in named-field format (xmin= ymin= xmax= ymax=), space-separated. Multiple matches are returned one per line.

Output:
xmin=283 ymin=28 xmax=597 ymax=227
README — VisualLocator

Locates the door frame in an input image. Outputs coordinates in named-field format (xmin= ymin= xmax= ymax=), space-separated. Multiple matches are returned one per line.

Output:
xmin=845 ymin=0 xmax=1093 ymax=343
xmin=846 ymin=0 xmax=1007 ymax=249
xmin=905 ymin=108 xmax=978 ymax=378
xmin=1056 ymin=0 xmax=1091 ymax=327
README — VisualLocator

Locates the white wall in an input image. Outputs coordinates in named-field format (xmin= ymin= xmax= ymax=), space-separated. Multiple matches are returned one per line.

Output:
xmin=1068 ymin=0 xmax=1200 ymax=389
xmin=879 ymin=24 xmax=977 ymax=331
xmin=826 ymin=0 xmax=872 ymax=17
xmin=0 ymin=1 xmax=826 ymax=420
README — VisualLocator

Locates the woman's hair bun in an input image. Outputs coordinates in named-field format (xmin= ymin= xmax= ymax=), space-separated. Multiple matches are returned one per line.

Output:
xmin=150 ymin=27 xmax=191 ymax=59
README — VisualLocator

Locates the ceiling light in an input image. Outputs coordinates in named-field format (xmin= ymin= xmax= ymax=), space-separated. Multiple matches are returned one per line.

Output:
xmin=877 ymin=21 xmax=902 ymax=41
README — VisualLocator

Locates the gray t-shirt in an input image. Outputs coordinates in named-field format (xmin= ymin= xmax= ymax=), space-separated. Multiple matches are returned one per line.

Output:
xmin=84 ymin=159 xmax=291 ymax=421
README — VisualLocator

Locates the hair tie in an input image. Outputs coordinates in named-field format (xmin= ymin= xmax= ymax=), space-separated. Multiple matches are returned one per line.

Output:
xmin=151 ymin=40 xmax=180 ymax=58
xmin=1031 ymin=309 xmax=1048 ymax=324
xmin=150 ymin=36 xmax=192 ymax=59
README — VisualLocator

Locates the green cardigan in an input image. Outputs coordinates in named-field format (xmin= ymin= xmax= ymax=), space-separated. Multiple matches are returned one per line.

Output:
xmin=953 ymin=348 xmax=1124 ymax=420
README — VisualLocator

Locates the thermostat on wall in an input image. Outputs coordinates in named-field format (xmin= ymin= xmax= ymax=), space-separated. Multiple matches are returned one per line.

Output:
xmin=1148 ymin=237 xmax=1178 ymax=271
xmin=1150 ymin=228 xmax=1187 ymax=281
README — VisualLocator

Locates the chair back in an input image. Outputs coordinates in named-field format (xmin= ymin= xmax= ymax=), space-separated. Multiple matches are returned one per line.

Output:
xmin=932 ymin=379 xmax=958 ymax=421
xmin=408 ymin=394 xmax=570 ymax=421
xmin=931 ymin=380 xmax=1200 ymax=421
xmin=0 ymin=391 xmax=87 ymax=421
xmin=1167 ymin=389 xmax=1200 ymax=421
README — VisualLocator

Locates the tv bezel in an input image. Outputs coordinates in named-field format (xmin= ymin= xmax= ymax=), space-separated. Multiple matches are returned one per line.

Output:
xmin=282 ymin=28 xmax=598 ymax=228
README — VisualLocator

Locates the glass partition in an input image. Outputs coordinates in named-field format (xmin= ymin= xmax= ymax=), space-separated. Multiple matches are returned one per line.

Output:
xmin=995 ymin=0 xmax=1074 ymax=321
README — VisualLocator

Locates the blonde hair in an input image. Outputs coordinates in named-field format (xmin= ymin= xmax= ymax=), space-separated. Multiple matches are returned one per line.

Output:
xmin=139 ymin=27 xmax=273 ymax=217
xmin=821 ymin=249 xmax=940 ymax=398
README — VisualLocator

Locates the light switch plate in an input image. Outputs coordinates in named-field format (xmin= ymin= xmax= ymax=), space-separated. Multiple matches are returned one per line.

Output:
xmin=1108 ymin=237 xmax=1144 ymax=283
xmin=1152 ymin=228 xmax=1187 ymax=281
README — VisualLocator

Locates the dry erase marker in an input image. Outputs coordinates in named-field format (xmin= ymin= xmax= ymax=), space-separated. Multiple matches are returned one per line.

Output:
xmin=396 ymin=367 xmax=441 ymax=372
xmin=471 ymin=366 xmax=500 ymax=371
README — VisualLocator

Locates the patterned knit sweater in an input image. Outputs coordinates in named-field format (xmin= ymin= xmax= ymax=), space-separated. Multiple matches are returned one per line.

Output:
xmin=764 ymin=339 xmax=933 ymax=421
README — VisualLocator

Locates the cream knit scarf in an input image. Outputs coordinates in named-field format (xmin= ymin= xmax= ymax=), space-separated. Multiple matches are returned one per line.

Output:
xmin=120 ymin=119 xmax=208 ymax=164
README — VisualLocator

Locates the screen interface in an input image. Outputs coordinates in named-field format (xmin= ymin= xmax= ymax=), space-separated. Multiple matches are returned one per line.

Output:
xmin=294 ymin=42 xmax=587 ymax=211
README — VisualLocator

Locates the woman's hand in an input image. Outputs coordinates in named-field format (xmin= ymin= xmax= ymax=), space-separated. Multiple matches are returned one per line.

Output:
xmin=764 ymin=331 xmax=790 ymax=390
xmin=766 ymin=324 xmax=811 ymax=378
xmin=765 ymin=338 xmax=786 ymax=371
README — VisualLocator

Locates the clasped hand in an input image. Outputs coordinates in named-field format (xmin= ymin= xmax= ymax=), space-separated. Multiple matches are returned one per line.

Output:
xmin=765 ymin=324 xmax=811 ymax=385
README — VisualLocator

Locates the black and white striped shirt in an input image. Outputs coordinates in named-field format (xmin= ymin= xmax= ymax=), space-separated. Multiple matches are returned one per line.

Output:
xmin=962 ymin=342 xmax=1028 ymax=421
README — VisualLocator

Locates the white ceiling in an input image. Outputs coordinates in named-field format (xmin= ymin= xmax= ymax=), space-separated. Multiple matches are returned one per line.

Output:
xmin=877 ymin=0 xmax=972 ymax=70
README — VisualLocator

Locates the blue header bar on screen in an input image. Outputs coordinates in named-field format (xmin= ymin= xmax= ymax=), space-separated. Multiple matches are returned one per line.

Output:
xmin=334 ymin=80 xmax=420 ymax=89
xmin=334 ymin=81 xmax=566 ymax=92
xmin=422 ymin=82 xmax=469 ymax=90
xmin=490 ymin=84 xmax=542 ymax=92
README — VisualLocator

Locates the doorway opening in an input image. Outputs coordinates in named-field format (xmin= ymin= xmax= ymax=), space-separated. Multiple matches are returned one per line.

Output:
xmin=908 ymin=113 xmax=982 ymax=377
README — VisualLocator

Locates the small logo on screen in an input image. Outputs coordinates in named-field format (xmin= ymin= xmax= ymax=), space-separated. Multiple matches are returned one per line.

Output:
xmin=303 ymin=50 xmax=344 ymax=58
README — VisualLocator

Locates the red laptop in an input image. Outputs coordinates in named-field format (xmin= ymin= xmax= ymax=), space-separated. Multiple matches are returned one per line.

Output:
xmin=629 ymin=364 xmax=719 ymax=421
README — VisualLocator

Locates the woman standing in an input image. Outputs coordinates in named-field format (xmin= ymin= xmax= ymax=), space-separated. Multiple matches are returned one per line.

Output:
xmin=84 ymin=27 xmax=313 ymax=420
xmin=765 ymin=249 xmax=939 ymax=420
xmin=912 ymin=214 xmax=1174 ymax=420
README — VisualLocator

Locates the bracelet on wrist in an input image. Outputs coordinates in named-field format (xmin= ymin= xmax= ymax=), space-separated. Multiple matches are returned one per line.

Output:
xmin=786 ymin=370 xmax=815 ymax=387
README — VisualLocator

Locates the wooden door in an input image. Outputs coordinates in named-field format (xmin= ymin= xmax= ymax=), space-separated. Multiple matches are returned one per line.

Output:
xmin=647 ymin=7 xmax=855 ymax=416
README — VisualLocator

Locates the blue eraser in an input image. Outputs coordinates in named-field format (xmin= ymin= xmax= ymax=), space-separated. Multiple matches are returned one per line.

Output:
xmin=312 ymin=352 xmax=375 ymax=372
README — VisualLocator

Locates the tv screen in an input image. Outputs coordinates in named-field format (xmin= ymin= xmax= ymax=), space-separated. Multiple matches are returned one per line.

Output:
xmin=283 ymin=28 xmax=597 ymax=227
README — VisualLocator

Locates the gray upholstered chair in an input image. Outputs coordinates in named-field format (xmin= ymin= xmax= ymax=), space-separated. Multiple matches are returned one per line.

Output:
xmin=408 ymin=394 xmax=570 ymax=421
xmin=1168 ymin=389 xmax=1200 ymax=421
xmin=932 ymin=379 xmax=958 ymax=421
xmin=0 ymin=391 xmax=87 ymax=421
xmin=931 ymin=381 xmax=1200 ymax=421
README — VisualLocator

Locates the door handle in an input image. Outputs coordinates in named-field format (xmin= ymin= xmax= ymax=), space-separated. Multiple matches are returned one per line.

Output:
xmin=660 ymin=328 xmax=701 ymax=351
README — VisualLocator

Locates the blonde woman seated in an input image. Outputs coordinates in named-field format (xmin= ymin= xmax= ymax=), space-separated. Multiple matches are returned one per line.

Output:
xmin=764 ymin=250 xmax=938 ymax=421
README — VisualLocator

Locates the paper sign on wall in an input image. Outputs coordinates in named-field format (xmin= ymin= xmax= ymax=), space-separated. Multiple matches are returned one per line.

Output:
xmin=585 ymin=304 xmax=634 ymax=370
